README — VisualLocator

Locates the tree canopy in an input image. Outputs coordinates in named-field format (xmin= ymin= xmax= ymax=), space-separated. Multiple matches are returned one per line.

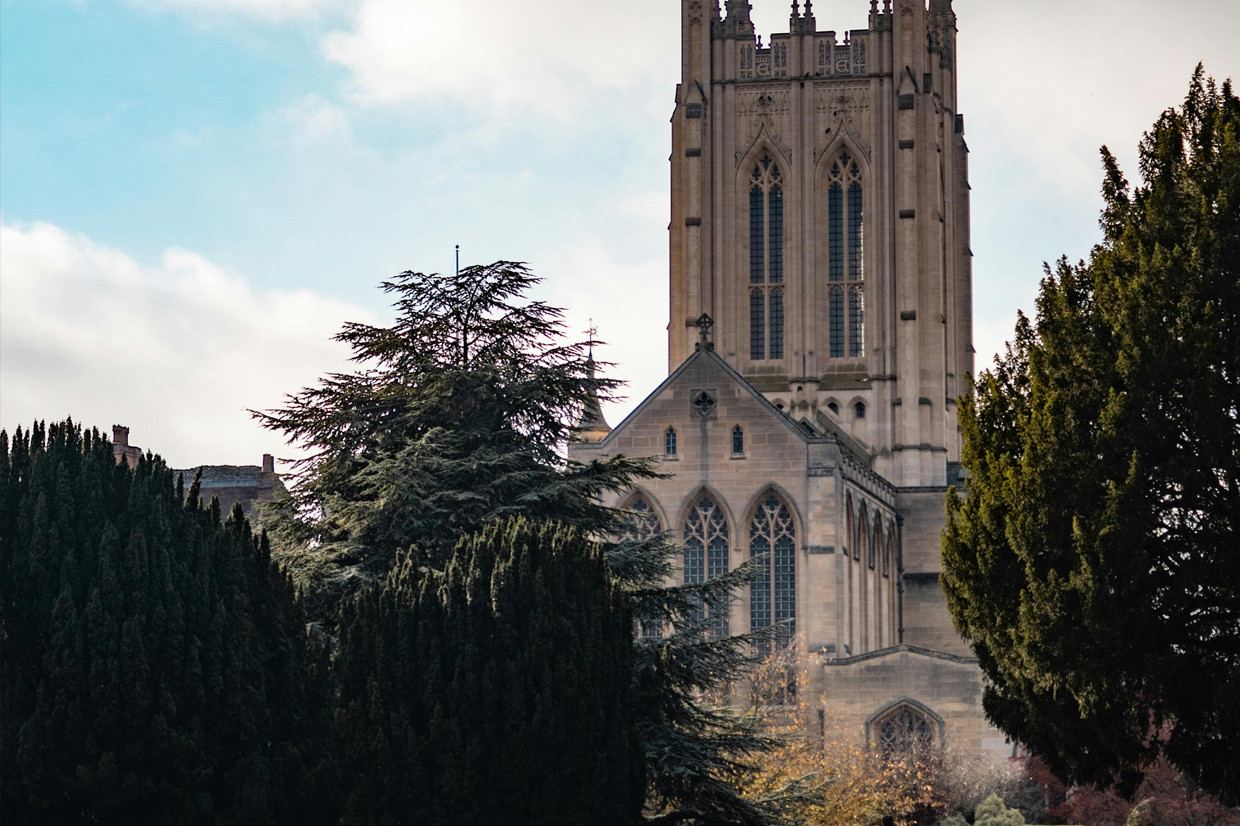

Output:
xmin=942 ymin=67 xmax=1239 ymax=803
xmin=0 ymin=420 xmax=334 ymax=825
xmin=260 ymin=262 xmax=777 ymax=824
xmin=333 ymin=518 xmax=642 ymax=826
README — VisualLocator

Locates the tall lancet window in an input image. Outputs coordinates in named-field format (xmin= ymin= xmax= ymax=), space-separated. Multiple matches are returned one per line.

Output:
xmin=750 ymin=494 xmax=796 ymax=652
xmin=749 ymin=155 xmax=785 ymax=361
xmin=684 ymin=495 xmax=730 ymax=637
xmin=827 ymin=153 xmax=864 ymax=358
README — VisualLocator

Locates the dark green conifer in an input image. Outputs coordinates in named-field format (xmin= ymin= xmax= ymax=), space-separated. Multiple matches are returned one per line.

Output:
xmin=942 ymin=67 xmax=1240 ymax=803
xmin=335 ymin=519 xmax=640 ymax=826
xmin=260 ymin=263 xmax=776 ymax=824
xmin=0 ymin=420 xmax=337 ymax=825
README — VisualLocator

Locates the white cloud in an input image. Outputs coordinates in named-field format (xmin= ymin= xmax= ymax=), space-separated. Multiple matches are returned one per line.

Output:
xmin=267 ymin=94 xmax=354 ymax=146
xmin=0 ymin=220 xmax=376 ymax=468
xmin=126 ymin=0 xmax=348 ymax=22
xmin=321 ymin=0 xmax=679 ymax=120
xmin=957 ymin=0 xmax=1239 ymax=199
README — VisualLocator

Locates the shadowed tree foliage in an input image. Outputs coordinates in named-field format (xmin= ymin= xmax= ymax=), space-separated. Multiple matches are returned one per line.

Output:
xmin=254 ymin=262 xmax=655 ymax=617
xmin=942 ymin=67 xmax=1239 ymax=803
xmin=259 ymin=263 xmax=778 ymax=825
xmin=334 ymin=518 xmax=641 ymax=826
xmin=0 ymin=420 xmax=335 ymax=825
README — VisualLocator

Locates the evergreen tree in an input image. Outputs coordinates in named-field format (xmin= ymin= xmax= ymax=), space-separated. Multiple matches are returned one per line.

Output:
xmin=335 ymin=518 xmax=641 ymax=825
xmin=259 ymin=263 xmax=776 ymax=824
xmin=942 ymin=67 xmax=1239 ymax=803
xmin=0 ymin=420 xmax=335 ymax=825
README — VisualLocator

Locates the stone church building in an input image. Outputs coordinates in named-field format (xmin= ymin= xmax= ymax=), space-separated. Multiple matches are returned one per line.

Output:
xmin=571 ymin=0 xmax=1011 ymax=759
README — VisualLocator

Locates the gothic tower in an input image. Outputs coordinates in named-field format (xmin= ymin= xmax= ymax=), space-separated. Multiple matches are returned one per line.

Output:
xmin=573 ymin=0 xmax=1006 ymax=761
xmin=669 ymin=0 xmax=972 ymax=490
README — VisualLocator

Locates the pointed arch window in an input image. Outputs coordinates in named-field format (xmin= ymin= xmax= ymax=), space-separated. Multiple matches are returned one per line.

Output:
xmin=749 ymin=156 xmax=785 ymax=361
xmin=750 ymin=494 xmax=796 ymax=651
xmin=665 ymin=427 xmax=678 ymax=456
xmin=827 ymin=153 xmax=864 ymax=358
xmin=620 ymin=495 xmax=665 ymax=638
xmin=876 ymin=704 xmax=935 ymax=757
xmin=684 ymin=495 xmax=730 ymax=637
xmin=732 ymin=425 xmax=744 ymax=455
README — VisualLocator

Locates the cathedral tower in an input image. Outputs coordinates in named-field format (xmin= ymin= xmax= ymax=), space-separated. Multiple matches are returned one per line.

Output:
xmin=668 ymin=0 xmax=972 ymax=489
xmin=573 ymin=0 xmax=1006 ymax=762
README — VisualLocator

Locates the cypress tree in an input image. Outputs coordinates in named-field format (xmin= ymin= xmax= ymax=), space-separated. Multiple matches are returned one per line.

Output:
xmin=0 ymin=420 xmax=337 ymax=825
xmin=942 ymin=68 xmax=1240 ymax=802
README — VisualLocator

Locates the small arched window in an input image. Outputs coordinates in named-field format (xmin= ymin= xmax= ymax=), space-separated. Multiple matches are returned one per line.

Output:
xmin=750 ymin=494 xmax=796 ymax=652
xmin=684 ymin=495 xmax=730 ymax=637
xmin=876 ymin=705 xmax=935 ymax=757
xmin=827 ymin=401 xmax=839 ymax=415
xmin=827 ymin=153 xmax=864 ymax=358
xmin=732 ymin=425 xmax=745 ymax=455
xmin=665 ymin=427 xmax=678 ymax=456
xmin=855 ymin=402 xmax=866 ymax=419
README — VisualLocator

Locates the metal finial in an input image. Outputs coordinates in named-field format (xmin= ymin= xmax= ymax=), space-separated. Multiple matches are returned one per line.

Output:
xmin=586 ymin=319 xmax=598 ymax=359
xmin=455 ymin=244 xmax=459 ymax=277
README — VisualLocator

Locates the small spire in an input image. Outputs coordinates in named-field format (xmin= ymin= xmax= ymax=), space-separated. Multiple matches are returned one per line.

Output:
xmin=575 ymin=323 xmax=611 ymax=443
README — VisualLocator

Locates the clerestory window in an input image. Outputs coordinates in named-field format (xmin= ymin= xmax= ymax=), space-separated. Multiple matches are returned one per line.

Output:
xmin=750 ymin=155 xmax=785 ymax=361
xmin=827 ymin=153 xmax=864 ymax=358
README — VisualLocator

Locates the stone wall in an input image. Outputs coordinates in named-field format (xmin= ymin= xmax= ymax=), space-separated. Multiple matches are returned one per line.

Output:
xmin=815 ymin=645 xmax=1011 ymax=761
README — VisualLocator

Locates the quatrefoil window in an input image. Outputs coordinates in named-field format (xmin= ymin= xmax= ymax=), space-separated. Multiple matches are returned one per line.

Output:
xmin=692 ymin=391 xmax=716 ymax=417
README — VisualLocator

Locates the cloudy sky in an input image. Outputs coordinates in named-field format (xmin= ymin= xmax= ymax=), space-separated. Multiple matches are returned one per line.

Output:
xmin=2 ymin=0 xmax=1236 ymax=468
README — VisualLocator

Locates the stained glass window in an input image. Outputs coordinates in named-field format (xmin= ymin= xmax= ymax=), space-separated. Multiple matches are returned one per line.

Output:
xmin=769 ymin=185 xmax=784 ymax=283
xmin=684 ymin=496 xmax=730 ymax=637
xmin=749 ymin=156 xmax=785 ymax=361
xmin=827 ymin=154 xmax=864 ymax=358
xmin=828 ymin=182 xmax=843 ymax=282
xmin=750 ymin=180 xmax=765 ymax=284
xmin=769 ymin=288 xmax=784 ymax=360
xmin=750 ymin=288 xmax=765 ymax=360
xmin=829 ymin=285 xmax=844 ymax=358
xmin=665 ymin=427 xmax=677 ymax=456
xmin=750 ymin=494 xmax=796 ymax=653
xmin=849 ymin=285 xmax=864 ymax=357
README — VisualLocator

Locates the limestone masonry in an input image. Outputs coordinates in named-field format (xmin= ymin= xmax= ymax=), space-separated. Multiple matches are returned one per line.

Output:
xmin=570 ymin=0 xmax=1009 ymax=759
